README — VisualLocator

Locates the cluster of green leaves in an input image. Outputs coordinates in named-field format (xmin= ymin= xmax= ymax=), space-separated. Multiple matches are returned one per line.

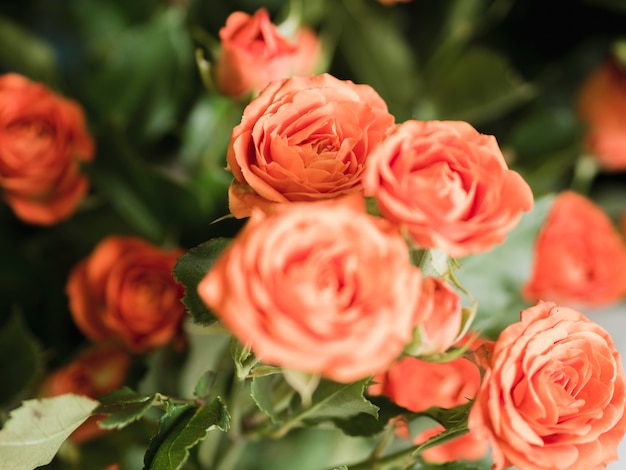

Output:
xmin=1 ymin=0 xmax=625 ymax=468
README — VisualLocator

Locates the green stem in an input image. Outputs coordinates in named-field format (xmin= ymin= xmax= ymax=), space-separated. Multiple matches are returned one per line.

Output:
xmin=214 ymin=438 xmax=247 ymax=470
xmin=226 ymin=372 xmax=245 ymax=437
xmin=570 ymin=154 xmax=599 ymax=195
xmin=332 ymin=444 xmax=418 ymax=470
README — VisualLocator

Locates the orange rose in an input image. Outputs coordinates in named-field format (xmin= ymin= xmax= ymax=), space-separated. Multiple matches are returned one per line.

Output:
xmin=197 ymin=199 xmax=422 ymax=383
xmin=362 ymin=120 xmax=533 ymax=257
xmin=226 ymin=73 xmax=395 ymax=218
xmin=370 ymin=340 xmax=488 ymax=463
xmin=66 ymin=236 xmax=186 ymax=352
xmin=469 ymin=301 xmax=626 ymax=470
xmin=216 ymin=9 xmax=320 ymax=99
xmin=370 ymin=353 xmax=481 ymax=412
xmin=40 ymin=344 xmax=130 ymax=398
xmin=0 ymin=73 xmax=94 ymax=225
xmin=576 ymin=59 xmax=626 ymax=170
xmin=523 ymin=191 xmax=626 ymax=308
xmin=39 ymin=344 xmax=131 ymax=443
xmin=412 ymin=276 xmax=463 ymax=356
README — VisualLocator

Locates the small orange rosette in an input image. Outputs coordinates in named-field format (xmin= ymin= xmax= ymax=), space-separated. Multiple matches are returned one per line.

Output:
xmin=576 ymin=59 xmax=626 ymax=170
xmin=370 ymin=354 xmax=481 ymax=412
xmin=66 ymin=235 xmax=186 ymax=352
xmin=216 ymin=8 xmax=320 ymax=99
xmin=39 ymin=343 xmax=131 ymax=443
xmin=523 ymin=191 xmax=626 ymax=308
xmin=369 ymin=336 xmax=488 ymax=463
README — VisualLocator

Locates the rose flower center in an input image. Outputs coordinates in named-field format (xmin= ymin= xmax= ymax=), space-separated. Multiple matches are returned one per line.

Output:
xmin=6 ymin=119 xmax=55 ymax=162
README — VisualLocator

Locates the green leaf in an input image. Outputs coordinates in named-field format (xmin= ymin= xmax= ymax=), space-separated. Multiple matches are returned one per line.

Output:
xmin=331 ymin=410 xmax=387 ymax=438
xmin=419 ymin=401 xmax=472 ymax=430
xmin=267 ymin=378 xmax=379 ymax=437
xmin=143 ymin=397 xmax=230 ymax=470
xmin=0 ymin=15 xmax=58 ymax=85
xmin=70 ymin=421 xmax=155 ymax=470
xmin=180 ymin=94 xmax=246 ymax=172
xmin=231 ymin=337 xmax=257 ymax=380
xmin=410 ymin=403 xmax=473 ymax=460
xmin=420 ymin=46 xmax=535 ymax=124
xmin=86 ymin=6 xmax=194 ymax=140
xmin=282 ymin=370 xmax=321 ymax=409
xmin=333 ymin=394 xmax=409 ymax=437
xmin=178 ymin=322 xmax=232 ymax=399
xmin=250 ymin=374 xmax=292 ymax=425
xmin=0 ymin=394 xmax=99 ymax=470
xmin=504 ymin=108 xmax=580 ymax=194
xmin=334 ymin=0 xmax=419 ymax=119
xmin=582 ymin=0 xmax=626 ymax=12
xmin=412 ymin=249 xmax=450 ymax=277
xmin=179 ymin=93 xmax=245 ymax=216
xmin=508 ymin=108 xmax=580 ymax=161
xmin=415 ymin=335 xmax=478 ymax=364
xmin=411 ymin=459 xmax=492 ymax=470
xmin=96 ymin=387 xmax=159 ymax=430
xmin=301 ymin=378 xmax=379 ymax=423
xmin=193 ymin=371 xmax=217 ymax=401
xmin=88 ymin=166 xmax=165 ymax=242
xmin=455 ymin=194 xmax=556 ymax=338
xmin=247 ymin=365 xmax=283 ymax=378
xmin=0 ymin=312 xmax=43 ymax=408
xmin=172 ymin=238 xmax=232 ymax=325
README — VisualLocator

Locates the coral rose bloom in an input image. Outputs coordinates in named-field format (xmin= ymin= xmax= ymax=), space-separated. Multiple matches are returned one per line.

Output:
xmin=198 ymin=200 xmax=421 ymax=383
xmin=576 ymin=59 xmax=626 ymax=170
xmin=370 ymin=354 xmax=481 ymax=411
xmin=523 ymin=191 xmax=626 ymax=308
xmin=0 ymin=73 xmax=94 ymax=225
xmin=370 ymin=340 xmax=488 ymax=463
xmin=469 ymin=301 xmax=626 ymax=470
xmin=226 ymin=73 xmax=395 ymax=218
xmin=216 ymin=8 xmax=320 ymax=99
xmin=362 ymin=120 xmax=533 ymax=257
xmin=67 ymin=236 xmax=185 ymax=352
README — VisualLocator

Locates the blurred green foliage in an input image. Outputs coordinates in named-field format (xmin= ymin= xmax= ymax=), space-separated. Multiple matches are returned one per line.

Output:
xmin=0 ymin=0 xmax=625 ymax=468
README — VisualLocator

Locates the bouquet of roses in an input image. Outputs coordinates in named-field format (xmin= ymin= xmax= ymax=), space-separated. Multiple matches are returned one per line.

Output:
xmin=1 ymin=1 xmax=626 ymax=469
